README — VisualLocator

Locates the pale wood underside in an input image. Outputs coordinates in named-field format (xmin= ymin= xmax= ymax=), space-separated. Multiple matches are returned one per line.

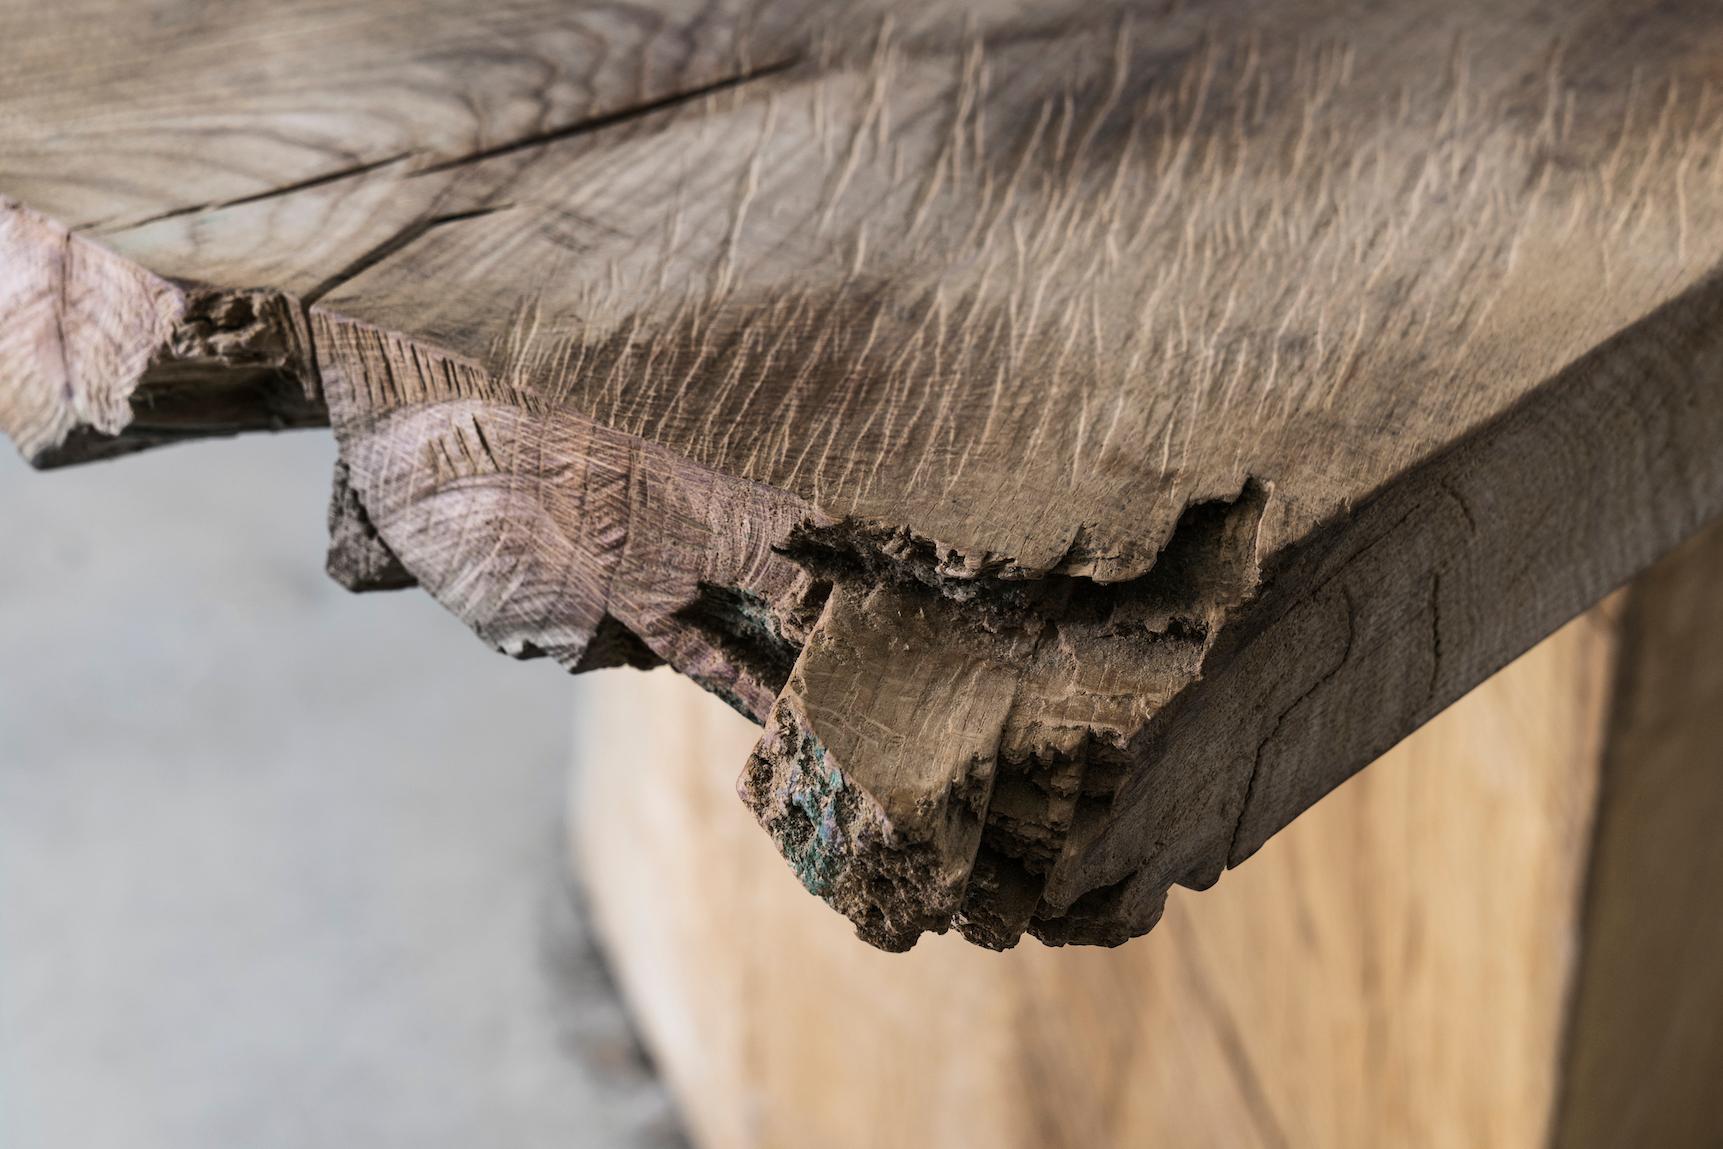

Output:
xmin=575 ymin=611 xmax=1616 ymax=1149
xmin=4 ymin=0 xmax=1723 ymax=948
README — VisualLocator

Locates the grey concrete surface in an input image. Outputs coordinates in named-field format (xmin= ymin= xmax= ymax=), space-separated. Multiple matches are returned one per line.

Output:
xmin=0 ymin=434 xmax=681 ymax=1148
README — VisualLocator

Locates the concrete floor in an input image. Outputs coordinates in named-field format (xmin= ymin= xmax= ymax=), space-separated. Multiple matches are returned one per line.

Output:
xmin=0 ymin=433 xmax=681 ymax=1148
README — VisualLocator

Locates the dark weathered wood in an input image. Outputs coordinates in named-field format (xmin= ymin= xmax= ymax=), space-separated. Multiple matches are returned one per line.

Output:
xmin=5 ymin=0 xmax=1723 ymax=950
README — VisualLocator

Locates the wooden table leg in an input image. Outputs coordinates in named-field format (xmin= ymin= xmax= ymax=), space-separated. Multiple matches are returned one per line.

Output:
xmin=571 ymin=519 xmax=1723 ymax=1149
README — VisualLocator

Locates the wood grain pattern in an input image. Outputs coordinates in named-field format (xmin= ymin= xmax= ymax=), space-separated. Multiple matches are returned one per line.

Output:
xmin=5 ymin=0 xmax=1723 ymax=947
xmin=577 ymin=522 xmax=1723 ymax=1146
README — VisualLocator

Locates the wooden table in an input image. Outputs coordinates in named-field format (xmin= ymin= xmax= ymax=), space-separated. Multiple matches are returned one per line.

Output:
xmin=4 ymin=1 xmax=1722 ymax=1143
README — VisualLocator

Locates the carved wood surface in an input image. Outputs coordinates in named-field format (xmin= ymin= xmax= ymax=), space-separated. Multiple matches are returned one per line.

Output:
xmin=4 ymin=0 xmax=1723 ymax=949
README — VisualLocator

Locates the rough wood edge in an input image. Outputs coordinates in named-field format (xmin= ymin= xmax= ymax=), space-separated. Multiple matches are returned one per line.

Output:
xmin=0 ymin=197 xmax=326 ymax=468
xmin=306 ymin=263 xmax=1723 ymax=952
xmin=724 ymin=268 xmax=1723 ymax=949
xmin=1020 ymin=268 xmax=1723 ymax=945
xmin=6 ymin=214 xmax=1722 ymax=953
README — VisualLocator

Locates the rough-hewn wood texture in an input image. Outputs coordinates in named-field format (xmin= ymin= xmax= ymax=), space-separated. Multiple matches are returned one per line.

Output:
xmin=6 ymin=0 xmax=1723 ymax=948
xmin=576 ymin=523 xmax=1723 ymax=1146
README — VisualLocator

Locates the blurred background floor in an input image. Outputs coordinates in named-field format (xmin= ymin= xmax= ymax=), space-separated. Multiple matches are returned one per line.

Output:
xmin=0 ymin=433 xmax=682 ymax=1149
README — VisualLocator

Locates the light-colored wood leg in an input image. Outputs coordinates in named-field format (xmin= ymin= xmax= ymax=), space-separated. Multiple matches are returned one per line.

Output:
xmin=1552 ymin=523 xmax=1723 ymax=1149
xmin=572 ymin=523 xmax=1723 ymax=1149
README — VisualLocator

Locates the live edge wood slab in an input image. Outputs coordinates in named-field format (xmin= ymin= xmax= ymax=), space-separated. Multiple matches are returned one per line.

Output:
xmin=3 ymin=0 xmax=1722 ymax=951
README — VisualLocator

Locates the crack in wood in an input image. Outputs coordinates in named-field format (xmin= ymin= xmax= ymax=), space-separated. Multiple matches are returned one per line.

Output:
xmin=1227 ymin=586 xmax=1357 ymax=869
xmin=94 ymin=152 xmax=418 ymax=236
xmin=302 ymin=205 xmax=515 ymax=306
xmin=412 ymin=58 xmax=802 ymax=177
